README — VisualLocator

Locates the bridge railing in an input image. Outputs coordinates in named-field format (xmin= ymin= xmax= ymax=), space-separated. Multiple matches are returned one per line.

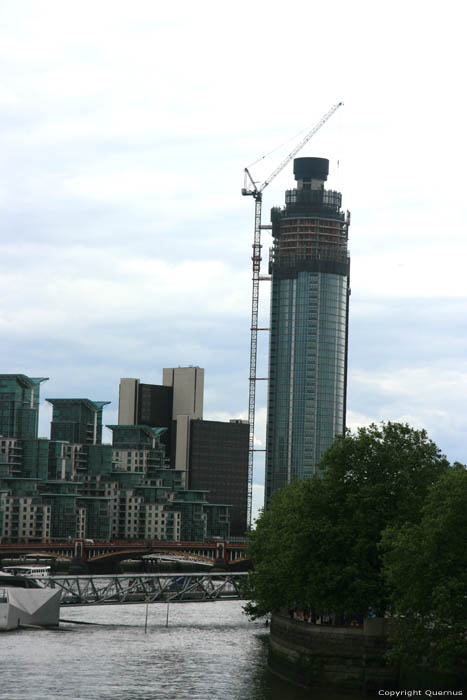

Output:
xmin=43 ymin=572 xmax=249 ymax=606
xmin=0 ymin=540 xmax=248 ymax=565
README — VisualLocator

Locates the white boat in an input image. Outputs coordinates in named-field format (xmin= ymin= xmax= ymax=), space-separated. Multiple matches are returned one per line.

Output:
xmin=2 ymin=565 xmax=51 ymax=578
xmin=0 ymin=572 xmax=61 ymax=631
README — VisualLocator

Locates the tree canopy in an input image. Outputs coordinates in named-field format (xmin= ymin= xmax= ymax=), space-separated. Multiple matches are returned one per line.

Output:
xmin=245 ymin=422 xmax=450 ymax=619
xmin=381 ymin=464 xmax=467 ymax=671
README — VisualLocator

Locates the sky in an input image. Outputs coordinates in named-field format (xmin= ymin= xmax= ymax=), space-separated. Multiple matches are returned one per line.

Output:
xmin=1 ymin=0 xmax=466 ymax=523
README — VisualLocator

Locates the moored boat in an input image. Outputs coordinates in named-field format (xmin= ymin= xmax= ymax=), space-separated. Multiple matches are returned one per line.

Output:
xmin=0 ymin=571 xmax=61 ymax=631
xmin=2 ymin=565 xmax=51 ymax=578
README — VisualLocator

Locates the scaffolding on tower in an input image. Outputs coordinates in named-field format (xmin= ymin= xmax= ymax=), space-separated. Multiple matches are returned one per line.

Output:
xmin=242 ymin=101 xmax=343 ymax=527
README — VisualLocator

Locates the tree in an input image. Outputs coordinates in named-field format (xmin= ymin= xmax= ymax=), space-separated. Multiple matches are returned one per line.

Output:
xmin=245 ymin=422 xmax=450 ymax=619
xmin=381 ymin=464 xmax=467 ymax=672
xmin=245 ymin=476 xmax=341 ymax=618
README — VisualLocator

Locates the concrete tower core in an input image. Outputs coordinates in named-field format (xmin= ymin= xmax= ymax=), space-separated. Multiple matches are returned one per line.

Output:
xmin=265 ymin=157 xmax=350 ymax=507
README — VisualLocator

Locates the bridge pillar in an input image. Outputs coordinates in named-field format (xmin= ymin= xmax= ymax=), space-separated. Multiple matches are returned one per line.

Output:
xmin=215 ymin=542 xmax=228 ymax=567
xmin=74 ymin=540 xmax=86 ymax=562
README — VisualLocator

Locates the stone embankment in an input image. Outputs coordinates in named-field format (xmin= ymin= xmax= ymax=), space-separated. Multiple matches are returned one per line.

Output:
xmin=268 ymin=612 xmax=398 ymax=692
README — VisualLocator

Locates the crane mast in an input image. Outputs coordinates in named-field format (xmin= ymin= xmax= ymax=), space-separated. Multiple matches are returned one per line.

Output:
xmin=242 ymin=101 xmax=343 ymax=527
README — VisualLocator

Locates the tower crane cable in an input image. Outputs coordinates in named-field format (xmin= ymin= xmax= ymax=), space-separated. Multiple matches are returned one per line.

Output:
xmin=242 ymin=101 xmax=343 ymax=528
xmin=246 ymin=121 xmax=316 ymax=170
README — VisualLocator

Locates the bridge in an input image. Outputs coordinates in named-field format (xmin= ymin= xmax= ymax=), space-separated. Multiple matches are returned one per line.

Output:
xmin=42 ymin=572 xmax=248 ymax=605
xmin=0 ymin=539 xmax=249 ymax=568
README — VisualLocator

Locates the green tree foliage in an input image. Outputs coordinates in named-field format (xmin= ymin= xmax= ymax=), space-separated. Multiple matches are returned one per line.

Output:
xmin=246 ymin=422 xmax=450 ymax=619
xmin=381 ymin=465 xmax=467 ymax=671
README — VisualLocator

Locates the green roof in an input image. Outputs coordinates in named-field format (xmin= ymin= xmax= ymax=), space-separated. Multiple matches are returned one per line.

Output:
xmin=0 ymin=374 xmax=49 ymax=388
xmin=47 ymin=398 xmax=110 ymax=410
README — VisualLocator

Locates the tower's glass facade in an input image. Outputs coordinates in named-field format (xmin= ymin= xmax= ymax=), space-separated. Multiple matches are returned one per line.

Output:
xmin=47 ymin=398 xmax=110 ymax=445
xmin=0 ymin=374 xmax=48 ymax=440
xmin=265 ymin=158 xmax=350 ymax=506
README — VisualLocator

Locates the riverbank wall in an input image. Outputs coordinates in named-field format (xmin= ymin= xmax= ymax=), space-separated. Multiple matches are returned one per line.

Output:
xmin=268 ymin=613 xmax=398 ymax=692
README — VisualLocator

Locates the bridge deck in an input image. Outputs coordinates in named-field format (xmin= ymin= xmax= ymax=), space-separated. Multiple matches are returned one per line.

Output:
xmin=0 ymin=540 xmax=248 ymax=566
xmin=43 ymin=572 xmax=248 ymax=606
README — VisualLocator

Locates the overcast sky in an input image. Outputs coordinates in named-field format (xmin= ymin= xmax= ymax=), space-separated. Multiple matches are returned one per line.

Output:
xmin=1 ymin=0 xmax=466 ymax=522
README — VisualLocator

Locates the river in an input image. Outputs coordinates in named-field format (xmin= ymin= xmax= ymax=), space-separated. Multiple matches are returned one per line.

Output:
xmin=0 ymin=600 xmax=364 ymax=699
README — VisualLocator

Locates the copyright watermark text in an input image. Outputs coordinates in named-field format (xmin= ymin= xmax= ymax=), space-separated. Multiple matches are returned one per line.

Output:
xmin=378 ymin=692 xmax=463 ymax=697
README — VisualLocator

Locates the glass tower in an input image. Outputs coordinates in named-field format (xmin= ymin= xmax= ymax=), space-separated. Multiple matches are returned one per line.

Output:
xmin=47 ymin=398 xmax=111 ymax=445
xmin=265 ymin=157 xmax=350 ymax=506
xmin=0 ymin=374 xmax=48 ymax=440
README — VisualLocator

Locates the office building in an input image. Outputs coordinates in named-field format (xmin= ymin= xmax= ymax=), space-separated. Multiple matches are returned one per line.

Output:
xmin=0 ymin=373 xmax=232 ymax=543
xmin=118 ymin=379 xmax=173 ymax=428
xmin=118 ymin=368 xmax=248 ymax=536
xmin=0 ymin=374 xmax=48 ymax=440
xmin=47 ymin=398 xmax=110 ymax=445
xmin=265 ymin=157 xmax=350 ymax=506
xmin=163 ymin=366 xmax=204 ymax=476
xmin=162 ymin=366 xmax=204 ymax=420
xmin=189 ymin=419 xmax=249 ymax=538
xmin=118 ymin=367 xmax=204 ymax=477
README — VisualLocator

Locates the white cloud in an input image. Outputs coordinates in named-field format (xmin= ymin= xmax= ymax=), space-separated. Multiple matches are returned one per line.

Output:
xmin=348 ymin=367 xmax=467 ymax=464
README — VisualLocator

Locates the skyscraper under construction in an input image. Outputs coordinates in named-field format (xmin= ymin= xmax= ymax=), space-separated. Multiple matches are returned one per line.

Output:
xmin=265 ymin=157 xmax=350 ymax=507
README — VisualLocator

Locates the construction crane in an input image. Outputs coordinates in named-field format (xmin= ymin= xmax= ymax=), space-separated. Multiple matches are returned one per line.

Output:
xmin=242 ymin=101 xmax=343 ymax=527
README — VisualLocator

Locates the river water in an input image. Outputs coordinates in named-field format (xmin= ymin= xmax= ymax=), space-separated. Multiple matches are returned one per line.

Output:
xmin=0 ymin=601 xmax=363 ymax=700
